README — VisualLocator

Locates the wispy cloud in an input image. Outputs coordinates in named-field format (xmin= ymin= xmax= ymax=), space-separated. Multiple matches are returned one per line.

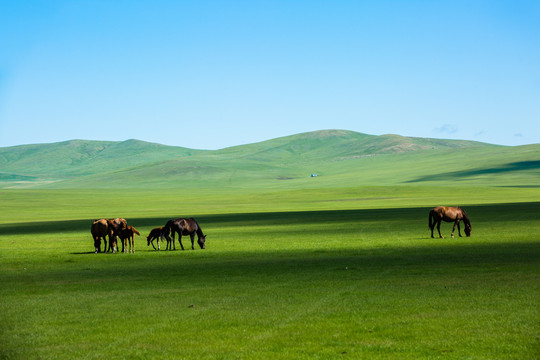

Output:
xmin=474 ymin=130 xmax=485 ymax=137
xmin=433 ymin=124 xmax=458 ymax=135
xmin=514 ymin=133 xmax=523 ymax=138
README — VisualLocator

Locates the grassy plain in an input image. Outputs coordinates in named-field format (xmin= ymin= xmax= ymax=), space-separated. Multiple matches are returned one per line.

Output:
xmin=0 ymin=186 xmax=539 ymax=359
xmin=1 ymin=132 xmax=539 ymax=358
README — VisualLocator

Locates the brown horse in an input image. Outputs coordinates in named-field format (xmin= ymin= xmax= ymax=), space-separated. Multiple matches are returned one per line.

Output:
xmin=107 ymin=218 xmax=127 ymax=253
xmin=147 ymin=226 xmax=170 ymax=251
xmin=91 ymin=219 xmax=109 ymax=253
xmin=118 ymin=225 xmax=140 ymax=253
xmin=163 ymin=218 xmax=206 ymax=250
xmin=429 ymin=206 xmax=471 ymax=238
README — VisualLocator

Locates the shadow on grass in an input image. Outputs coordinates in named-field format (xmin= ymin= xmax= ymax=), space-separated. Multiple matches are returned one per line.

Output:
xmin=7 ymin=241 xmax=540 ymax=290
xmin=407 ymin=160 xmax=540 ymax=183
xmin=1 ymin=202 xmax=539 ymax=237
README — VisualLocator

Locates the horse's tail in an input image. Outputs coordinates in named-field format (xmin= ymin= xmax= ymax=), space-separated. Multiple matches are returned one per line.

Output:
xmin=428 ymin=209 xmax=434 ymax=229
xmin=161 ymin=226 xmax=170 ymax=237
xmin=163 ymin=220 xmax=174 ymax=240
xmin=164 ymin=220 xmax=173 ymax=230
xmin=132 ymin=227 xmax=140 ymax=236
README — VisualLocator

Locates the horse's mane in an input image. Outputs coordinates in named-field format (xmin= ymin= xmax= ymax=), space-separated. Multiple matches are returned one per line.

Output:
xmin=191 ymin=218 xmax=204 ymax=237
xmin=458 ymin=207 xmax=470 ymax=224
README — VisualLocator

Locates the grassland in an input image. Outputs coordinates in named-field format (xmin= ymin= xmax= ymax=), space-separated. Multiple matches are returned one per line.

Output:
xmin=1 ymin=186 xmax=539 ymax=359
xmin=0 ymin=131 xmax=539 ymax=358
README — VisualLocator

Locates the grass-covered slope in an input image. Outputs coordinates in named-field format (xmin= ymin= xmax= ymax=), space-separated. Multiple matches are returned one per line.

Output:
xmin=1 ymin=130 xmax=538 ymax=189
xmin=0 ymin=139 xmax=204 ymax=185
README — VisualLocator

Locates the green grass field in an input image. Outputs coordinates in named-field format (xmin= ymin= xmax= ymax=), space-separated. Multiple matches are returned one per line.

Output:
xmin=1 ymin=132 xmax=539 ymax=358
xmin=1 ymin=186 xmax=539 ymax=359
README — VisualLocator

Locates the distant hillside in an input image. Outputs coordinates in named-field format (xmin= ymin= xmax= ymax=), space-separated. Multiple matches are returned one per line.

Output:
xmin=1 ymin=130 xmax=538 ymax=189
xmin=216 ymin=130 xmax=492 ymax=162
xmin=0 ymin=139 xmax=204 ymax=180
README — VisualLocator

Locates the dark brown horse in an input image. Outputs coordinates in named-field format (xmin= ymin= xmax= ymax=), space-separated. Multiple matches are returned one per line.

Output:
xmin=91 ymin=219 xmax=109 ymax=253
xmin=163 ymin=218 xmax=206 ymax=250
xmin=146 ymin=226 xmax=170 ymax=251
xmin=429 ymin=206 xmax=471 ymax=238
xmin=107 ymin=218 xmax=127 ymax=253
xmin=118 ymin=225 xmax=140 ymax=253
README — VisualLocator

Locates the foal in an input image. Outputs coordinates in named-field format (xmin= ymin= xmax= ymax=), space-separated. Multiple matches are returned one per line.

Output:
xmin=146 ymin=226 xmax=170 ymax=250
xmin=118 ymin=225 xmax=140 ymax=253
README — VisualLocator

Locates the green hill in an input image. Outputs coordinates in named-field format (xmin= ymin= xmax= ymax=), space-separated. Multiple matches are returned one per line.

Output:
xmin=0 ymin=139 xmax=204 ymax=185
xmin=0 ymin=130 xmax=538 ymax=189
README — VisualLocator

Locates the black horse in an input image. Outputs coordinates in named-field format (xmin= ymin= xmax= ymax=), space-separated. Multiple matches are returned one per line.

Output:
xmin=163 ymin=218 xmax=206 ymax=250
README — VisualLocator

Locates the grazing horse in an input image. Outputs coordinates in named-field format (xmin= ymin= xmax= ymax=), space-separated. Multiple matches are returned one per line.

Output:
xmin=118 ymin=225 xmax=140 ymax=253
xmin=107 ymin=218 xmax=127 ymax=253
xmin=163 ymin=218 xmax=206 ymax=250
xmin=147 ymin=226 xmax=170 ymax=251
xmin=429 ymin=206 xmax=471 ymax=238
xmin=91 ymin=219 xmax=109 ymax=253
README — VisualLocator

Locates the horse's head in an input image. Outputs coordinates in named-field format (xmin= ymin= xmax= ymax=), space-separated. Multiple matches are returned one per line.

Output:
xmin=198 ymin=234 xmax=206 ymax=249
xmin=465 ymin=223 xmax=472 ymax=237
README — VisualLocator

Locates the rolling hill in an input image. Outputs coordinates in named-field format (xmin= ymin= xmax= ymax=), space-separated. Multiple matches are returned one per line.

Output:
xmin=0 ymin=130 xmax=538 ymax=189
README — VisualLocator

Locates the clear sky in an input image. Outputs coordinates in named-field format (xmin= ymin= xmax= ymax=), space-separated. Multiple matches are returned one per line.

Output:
xmin=1 ymin=1 xmax=539 ymax=149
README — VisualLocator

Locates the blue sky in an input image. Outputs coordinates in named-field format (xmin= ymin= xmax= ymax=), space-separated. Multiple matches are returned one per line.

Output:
xmin=0 ymin=1 xmax=538 ymax=149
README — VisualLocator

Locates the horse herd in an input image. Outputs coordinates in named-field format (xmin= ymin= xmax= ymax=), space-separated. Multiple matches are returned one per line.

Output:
xmin=90 ymin=217 xmax=207 ymax=253
xmin=90 ymin=206 xmax=471 ymax=253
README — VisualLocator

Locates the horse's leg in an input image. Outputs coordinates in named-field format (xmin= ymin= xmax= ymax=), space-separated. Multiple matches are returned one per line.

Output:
xmin=451 ymin=221 xmax=457 ymax=238
xmin=429 ymin=211 xmax=434 ymax=238
xmin=190 ymin=234 xmax=195 ymax=250
xmin=165 ymin=233 xmax=173 ymax=250
xmin=108 ymin=234 xmax=115 ymax=253
xmin=178 ymin=234 xmax=185 ymax=250
xmin=437 ymin=220 xmax=443 ymax=238
xmin=457 ymin=221 xmax=462 ymax=237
